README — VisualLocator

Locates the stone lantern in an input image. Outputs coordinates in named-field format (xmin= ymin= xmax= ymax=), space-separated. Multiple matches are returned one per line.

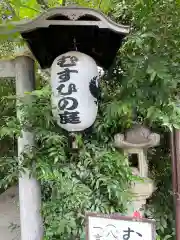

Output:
xmin=114 ymin=124 xmax=160 ymax=215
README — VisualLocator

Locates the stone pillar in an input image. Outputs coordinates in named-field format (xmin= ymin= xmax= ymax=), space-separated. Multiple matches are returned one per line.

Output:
xmin=15 ymin=46 xmax=43 ymax=240
xmin=114 ymin=124 xmax=160 ymax=216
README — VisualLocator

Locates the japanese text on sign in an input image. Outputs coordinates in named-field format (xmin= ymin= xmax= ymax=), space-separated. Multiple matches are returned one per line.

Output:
xmin=86 ymin=214 xmax=155 ymax=240
xmin=56 ymin=55 xmax=80 ymax=125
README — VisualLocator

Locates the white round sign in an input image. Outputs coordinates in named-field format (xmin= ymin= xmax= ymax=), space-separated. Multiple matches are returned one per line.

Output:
xmin=50 ymin=51 xmax=99 ymax=132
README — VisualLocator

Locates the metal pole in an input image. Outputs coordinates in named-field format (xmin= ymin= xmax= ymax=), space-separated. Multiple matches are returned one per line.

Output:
xmin=171 ymin=129 xmax=180 ymax=240
xmin=15 ymin=56 xmax=43 ymax=240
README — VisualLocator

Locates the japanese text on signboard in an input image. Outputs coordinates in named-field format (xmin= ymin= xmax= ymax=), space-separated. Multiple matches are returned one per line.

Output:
xmin=86 ymin=214 xmax=155 ymax=240
xmin=56 ymin=55 xmax=80 ymax=125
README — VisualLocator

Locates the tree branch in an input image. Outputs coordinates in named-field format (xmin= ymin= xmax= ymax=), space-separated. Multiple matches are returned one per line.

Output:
xmin=4 ymin=0 xmax=17 ymax=17
xmin=36 ymin=0 xmax=49 ymax=10
xmin=98 ymin=0 xmax=103 ymax=9
xmin=62 ymin=0 xmax=66 ymax=6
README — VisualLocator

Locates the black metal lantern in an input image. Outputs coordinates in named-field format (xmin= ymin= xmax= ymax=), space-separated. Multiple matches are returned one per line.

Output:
xmin=14 ymin=6 xmax=129 ymax=69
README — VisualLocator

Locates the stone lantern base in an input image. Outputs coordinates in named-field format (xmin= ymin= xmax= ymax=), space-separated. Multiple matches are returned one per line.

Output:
xmin=126 ymin=178 xmax=154 ymax=216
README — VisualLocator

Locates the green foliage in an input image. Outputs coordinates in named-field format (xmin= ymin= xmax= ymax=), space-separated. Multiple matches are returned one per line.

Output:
xmin=0 ymin=0 xmax=180 ymax=239
xmin=146 ymin=130 xmax=175 ymax=239
xmin=0 ymin=81 xmax=133 ymax=239
xmin=112 ymin=0 xmax=180 ymax=129
xmin=111 ymin=1 xmax=179 ymax=238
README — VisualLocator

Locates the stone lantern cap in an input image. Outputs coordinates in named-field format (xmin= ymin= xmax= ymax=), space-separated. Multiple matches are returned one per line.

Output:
xmin=114 ymin=125 xmax=160 ymax=178
xmin=114 ymin=125 xmax=160 ymax=149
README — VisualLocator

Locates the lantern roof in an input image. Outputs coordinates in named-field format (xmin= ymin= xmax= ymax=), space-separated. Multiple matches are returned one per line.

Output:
xmin=12 ymin=6 xmax=130 ymax=69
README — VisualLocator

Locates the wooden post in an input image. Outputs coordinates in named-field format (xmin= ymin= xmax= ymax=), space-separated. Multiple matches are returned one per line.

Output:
xmin=15 ymin=56 xmax=43 ymax=240
xmin=171 ymin=129 xmax=180 ymax=240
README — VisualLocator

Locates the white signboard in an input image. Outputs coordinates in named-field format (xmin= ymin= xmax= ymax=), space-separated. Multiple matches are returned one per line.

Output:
xmin=86 ymin=213 xmax=155 ymax=240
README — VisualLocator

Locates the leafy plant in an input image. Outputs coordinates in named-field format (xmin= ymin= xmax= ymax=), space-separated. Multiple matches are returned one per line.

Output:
xmin=0 ymin=0 xmax=179 ymax=239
